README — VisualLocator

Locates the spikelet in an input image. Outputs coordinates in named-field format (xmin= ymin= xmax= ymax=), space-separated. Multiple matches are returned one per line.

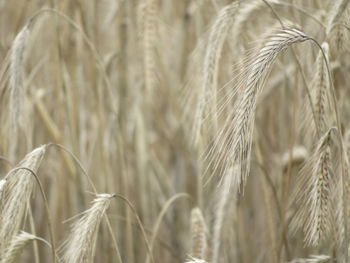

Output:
xmin=190 ymin=207 xmax=207 ymax=259
xmin=211 ymin=27 xmax=309 ymax=192
xmin=61 ymin=194 xmax=115 ymax=263
xmin=291 ymin=128 xmax=336 ymax=246
xmin=0 ymin=145 xmax=46 ymax=254
xmin=0 ymin=232 xmax=37 ymax=263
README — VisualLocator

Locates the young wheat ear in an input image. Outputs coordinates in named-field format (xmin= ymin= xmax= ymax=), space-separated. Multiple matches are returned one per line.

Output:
xmin=0 ymin=145 xmax=46 ymax=254
xmin=61 ymin=193 xmax=115 ymax=263
xmin=190 ymin=207 xmax=207 ymax=260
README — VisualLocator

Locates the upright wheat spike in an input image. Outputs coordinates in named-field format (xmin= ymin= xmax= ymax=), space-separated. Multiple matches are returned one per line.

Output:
xmin=61 ymin=193 xmax=115 ymax=263
xmin=0 ymin=145 xmax=46 ymax=254
xmin=8 ymin=25 xmax=30 ymax=158
xmin=212 ymin=27 xmax=309 ymax=192
xmin=0 ymin=232 xmax=39 ymax=263
xmin=144 ymin=0 xmax=158 ymax=97
xmin=291 ymin=128 xmax=336 ymax=246
xmin=190 ymin=207 xmax=207 ymax=259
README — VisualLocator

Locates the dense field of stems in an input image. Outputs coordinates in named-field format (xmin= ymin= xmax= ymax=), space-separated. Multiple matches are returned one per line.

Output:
xmin=0 ymin=0 xmax=350 ymax=262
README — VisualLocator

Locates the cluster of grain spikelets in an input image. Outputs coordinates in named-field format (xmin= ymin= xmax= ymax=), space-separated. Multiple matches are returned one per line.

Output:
xmin=0 ymin=145 xmax=46 ymax=255
xmin=60 ymin=193 xmax=115 ymax=263
xmin=290 ymin=128 xmax=337 ymax=246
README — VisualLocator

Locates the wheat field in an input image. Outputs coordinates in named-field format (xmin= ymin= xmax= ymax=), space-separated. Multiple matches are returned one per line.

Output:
xmin=0 ymin=0 xmax=350 ymax=262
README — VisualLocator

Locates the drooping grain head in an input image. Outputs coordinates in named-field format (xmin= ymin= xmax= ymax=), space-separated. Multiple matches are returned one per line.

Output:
xmin=211 ymin=27 xmax=309 ymax=193
xmin=290 ymin=128 xmax=336 ymax=246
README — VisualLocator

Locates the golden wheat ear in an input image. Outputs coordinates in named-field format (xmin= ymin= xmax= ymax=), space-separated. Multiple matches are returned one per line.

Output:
xmin=60 ymin=193 xmax=115 ymax=263
xmin=0 ymin=145 xmax=47 ymax=254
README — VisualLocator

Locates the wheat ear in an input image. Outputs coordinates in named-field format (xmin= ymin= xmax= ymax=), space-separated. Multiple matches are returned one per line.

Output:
xmin=291 ymin=128 xmax=336 ymax=246
xmin=0 ymin=145 xmax=46 ymax=254
xmin=60 ymin=193 xmax=115 ymax=263
xmin=0 ymin=232 xmax=45 ymax=263
xmin=193 ymin=1 xmax=240 ymax=144
xmin=215 ymin=27 xmax=309 ymax=192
